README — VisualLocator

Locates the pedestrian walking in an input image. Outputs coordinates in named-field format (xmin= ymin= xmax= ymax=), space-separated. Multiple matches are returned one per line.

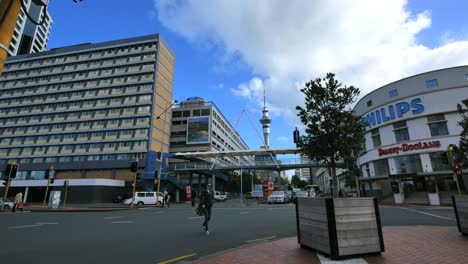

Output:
xmin=12 ymin=191 xmax=23 ymax=213
xmin=191 ymin=190 xmax=196 ymax=207
xmin=200 ymin=184 xmax=214 ymax=235
xmin=162 ymin=189 xmax=170 ymax=208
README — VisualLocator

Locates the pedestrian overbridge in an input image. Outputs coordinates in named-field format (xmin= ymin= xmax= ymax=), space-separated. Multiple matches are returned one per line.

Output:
xmin=170 ymin=148 xmax=345 ymax=172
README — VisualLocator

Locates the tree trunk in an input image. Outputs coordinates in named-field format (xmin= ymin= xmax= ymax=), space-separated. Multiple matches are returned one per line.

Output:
xmin=331 ymin=156 xmax=338 ymax=198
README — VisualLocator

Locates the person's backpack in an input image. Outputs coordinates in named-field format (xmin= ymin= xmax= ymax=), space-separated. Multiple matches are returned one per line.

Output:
xmin=195 ymin=205 xmax=204 ymax=216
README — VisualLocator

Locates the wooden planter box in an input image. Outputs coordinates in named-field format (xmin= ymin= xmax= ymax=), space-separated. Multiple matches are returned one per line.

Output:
xmin=296 ymin=197 xmax=384 ymax=260
xmin=453 ymin=195 xmax=468 ymax=235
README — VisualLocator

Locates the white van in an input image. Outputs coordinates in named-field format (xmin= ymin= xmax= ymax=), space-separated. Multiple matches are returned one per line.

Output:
xmin=214 ymin=191 xmax=227 ymax=201
xmin=122 ymin=192 xmax=164 ymax=206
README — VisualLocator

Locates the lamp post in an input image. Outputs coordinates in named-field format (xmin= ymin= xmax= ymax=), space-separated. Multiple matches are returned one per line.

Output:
xmin=155 ymin=100 xmax=178 ymax=206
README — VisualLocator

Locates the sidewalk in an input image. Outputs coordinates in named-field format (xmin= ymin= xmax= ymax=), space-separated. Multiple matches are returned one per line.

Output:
xmin=195 ymin=226 xmax=468 ymax=264
xmin=0 ymin=202 xmax=192 ymax=212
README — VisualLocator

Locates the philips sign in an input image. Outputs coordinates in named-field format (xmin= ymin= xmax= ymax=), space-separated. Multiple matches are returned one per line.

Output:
xmin=363 ymin=98 xmax=424 ymax=127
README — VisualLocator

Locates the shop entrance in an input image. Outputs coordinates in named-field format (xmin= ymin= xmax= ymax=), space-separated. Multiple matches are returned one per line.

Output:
xmin=436 ymin=175 xmax=457 ymax=205
xmin=402 ymin=176 xmax=429 ymax=204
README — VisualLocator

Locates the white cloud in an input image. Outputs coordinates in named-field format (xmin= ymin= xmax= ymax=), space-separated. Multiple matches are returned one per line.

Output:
xmin=154 ymin=0 xmax=468 ymax=127
xmin=277 ymin=136 xmax=290 ymax=143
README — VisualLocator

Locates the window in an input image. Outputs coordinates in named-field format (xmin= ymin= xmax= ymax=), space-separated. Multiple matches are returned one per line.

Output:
xmin=389 ymin=89 xmax=398 ymax=97
xmin=87 ymin=155 xmax=100 ymax=161
xmin=73 ymin=156 xmax=87 ymax=162
xmin=172 ymin=111 xmax=182 ymax=118
xmin=133 ymin=141 xmax=146 ymax=147
xmin=393 ymin=121 xmax=410 ymax=143
xmin=119 ymin=142 xmax=131 ymax=147
xmin=146 ymin=193 xmax=155 ymax=197
xmin=104 ymin=142 xmax=116 ymax=148
xmin=201 ymin=109 xmax=210 ymax=116
xmin=31 ymin=170 xmax=46 ymax=179
xmin=45 ymin=157 xmax=57 ymax=163
xmin=62 ymin=145 xmax=74 ymax=151
xmin=429 ymin=152 xmax=452 ymax=171
xmin=367 ymin=100 xmax=372 ymax=107
xmin=373 ymin=159 xmax=390 ymax=176
xmin=427 ymin=114 xmax=448 ymax=137
xmin=193 ymin=110 xmax=201 ymax=116
xmin=59 ymin=156 xmax=72 ymax=162
xmin=135 ymin=129 xmax=148 ymax=135
xmin=137 ymin=193 xmax=145 ymax=197
xmin=394 ymin=154 xmax=423 ymax=174
xmin=182 ymin=111 xmax=190 ymax=117
xmin=102 ymin=155 xmax=115 ymax=160
xmin=426 ymin=79 xmax=439 ymax=88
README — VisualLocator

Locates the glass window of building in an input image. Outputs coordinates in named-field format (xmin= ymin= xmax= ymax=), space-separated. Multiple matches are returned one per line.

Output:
xmin=425 ymin=79 xmax=439 ymax=88
xmin=122 ymin=119 xmax=133 ymax=125
xmin=367 ymin=100 xmax=372 ymax=107
xmin=394 ymin=154 xmax=423 ymax=174
xmin=78 ymin=133 xmax=89 ymax=139
xmin=429 ymin=151 xmax=452 ymax=171
xmin=120 ymin=130 xmax=133 ymax=136
xmin=135 ymin=129 xmax=148 ymax=135
xmin=73 ymin=156 xmax=87 ymax=162
xmin=59 ymin=156 xmax=72 ymax=162
xmin=427 ymin=114 xmax=449 ymax=137
xmin=13 ymin=138 xmax=23 ymax=144
xmin=90 ymin=143 xmax=102 ymax=149
xmin=62 ymin=145 xmax=74 ymax=151
xmin=51 ymin=135 xmax=62 ymax=141
xmin=371 ymin=128 xmax=381 ymax=148
xmin=92 ymin=131 xmax=103 ymax=138
xmin=104 ymin=142 xmax=116 ymax=148
xmin=117 ymin=154 xmax=131 ymax=160
xmin=137 ymin=106 xmax=149 ymax=112
xmin=172 ymin=111 xmax=182 ymax=118
xmin=119 ymin=142 xmax=131 ymax=147
xmin=87 ymin=155 xmax=100 ymax=161
xmin=201 ymin=109 xmax=210 ymax=116
xmin=393 ymin=121 xmax=410 ymax=143
xmin=102 ymin=155 xmax=115 ymax=160
xmin=32 ymin=158 xmax=44 ymax=164
xmin=31 ymin=170 xmax=46 ymax=179
xmin=45 ymin=157 xmax=57 ymax=163
xmin=193 ymin=110 xmax=201 ymax=116
xmin=133 ymin=141 xmax=146 ymax=147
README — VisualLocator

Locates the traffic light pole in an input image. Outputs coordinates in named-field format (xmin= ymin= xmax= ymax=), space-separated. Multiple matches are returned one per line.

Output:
xmin=63 ymin=178 xmax=70 ymax=208
xmin=130 ymin=159 xmax=139 ymax=209
xmin=42 ymin=177 xmax=50 ymax=207
xmin=1 ymin=179 xmax=11 ymax=210
xmin=448 ymin=145 xmax=463 ymax=195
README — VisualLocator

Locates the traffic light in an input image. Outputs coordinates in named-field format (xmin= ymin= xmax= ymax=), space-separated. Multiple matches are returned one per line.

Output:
xmin=440 ymin=152 xmax=449 ymax=165
xmin=130 ymin=161 xmax=138 ymax=172
xmin=293 ymin=127 xmax=300 ymax=144
xmin=4 ymin=164 xmax=19 ymax=179
xmin=45 ymin=166 xmax=55 ymax=183
xmin=454 ymin=164 xmax=463 ymax=176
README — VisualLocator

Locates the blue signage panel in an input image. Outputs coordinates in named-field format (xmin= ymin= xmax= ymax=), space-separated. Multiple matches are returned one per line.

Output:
xmin=363 ymin=98 xmax=424 ymax=126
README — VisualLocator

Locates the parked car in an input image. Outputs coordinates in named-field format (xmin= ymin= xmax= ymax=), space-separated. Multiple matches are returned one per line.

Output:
xmin=214 ymin=191 xmax=227 ymax=201
xmin=0 ymin=198 xmax=14 ymax=209
xmin=293 ymin=191 xmax=309 ymax=204
xmin=112 ymin=194 xmax=130 ymax=203
xmin=122 ymin=192 xmax=163 ymax=206
xmin=268 ymin=191 xmax=288 ymax=204
xmin=224 ymin=192 xmax=231 ymax=199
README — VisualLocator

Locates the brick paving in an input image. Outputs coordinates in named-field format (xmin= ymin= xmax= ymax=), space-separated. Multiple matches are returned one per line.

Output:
xmin=196 ymin=226 xmax=468 ymax=264
xmin=365 ymin=226 xmax=468 ymax=264
xmin=196 ymin=237 xmax=320 ymax=264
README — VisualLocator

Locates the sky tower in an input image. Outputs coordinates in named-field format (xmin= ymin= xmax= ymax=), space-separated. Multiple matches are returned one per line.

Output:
xmin=260 ymin=88 xmax=272 ymax=148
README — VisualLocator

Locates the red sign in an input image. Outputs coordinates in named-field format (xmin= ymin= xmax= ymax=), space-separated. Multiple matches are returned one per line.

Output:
xmin=378 ymin=141 xmax=441 ymax=156
xmin=186 ymin=186 xmax=191 ymax=198
xmin=267 ymin=182 xmax=274 ymax=190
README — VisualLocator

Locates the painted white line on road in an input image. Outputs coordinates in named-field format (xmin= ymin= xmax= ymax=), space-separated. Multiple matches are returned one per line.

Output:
xmin=110 ymin=221 xmax=134 ymax=224
xmin=153 ymin=211 xmax=165 ymax=214
xmin=104 ymin=216 xmax=124 ymax=219
xmin=35 ymin=222 xmax=59 ymax=225
xmin=317 ymin=253 xmax=368 ymax=264
xmin=138 ymin=207 xmax=154 ymax=210
xmin=187 ymin=216 xmax=203 ymax=219
xmin=8 ymin=224 xmax=42 ymax=230
xmin=240 ymin=212 xmax=249 ymax=214
xmin=400 ymin=207 xmax=455 ymax=221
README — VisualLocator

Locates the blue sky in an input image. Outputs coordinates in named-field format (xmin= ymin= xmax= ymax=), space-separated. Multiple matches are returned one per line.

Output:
xmin=47 ymin=1 xmax=468 ymax=166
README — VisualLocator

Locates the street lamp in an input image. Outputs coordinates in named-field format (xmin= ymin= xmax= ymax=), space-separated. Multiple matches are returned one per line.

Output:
xmin=155 ymin=100 xmax=178 ymax=206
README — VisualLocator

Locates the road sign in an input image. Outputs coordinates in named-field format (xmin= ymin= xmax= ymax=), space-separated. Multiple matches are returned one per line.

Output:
xmin=186 ymin=186 xmax=192 ymax=198
xmin=252 ymin=184 xmax=264 ymax=197
xmin=268 ymin=182 xmax=274 ymax=190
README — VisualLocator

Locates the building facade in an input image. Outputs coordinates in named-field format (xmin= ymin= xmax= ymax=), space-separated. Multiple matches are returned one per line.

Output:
xmin=9 ymin=0 xmax=52 ymax=56
xmin=0 ymin=34 xmax=174 ymax=203
xmin=169 ymin=97 xmax=250 ymax=191
xmin=354 ymin=66 xmax=468 ymax=205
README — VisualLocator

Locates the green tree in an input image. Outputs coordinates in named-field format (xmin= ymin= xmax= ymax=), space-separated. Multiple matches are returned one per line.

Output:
xmin=458 ymin=100 xmax=468 ymax=166
xmin=291 ymin=175 xmax=301 ymax=187
xmin=296 ymin=73 xmax=366 ymax=197
xmin=297 ymin=180 xmax=308 ymax=189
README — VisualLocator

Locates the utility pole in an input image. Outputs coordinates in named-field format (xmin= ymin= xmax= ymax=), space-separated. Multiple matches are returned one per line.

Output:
xmin=63 ymin=178 xmax=70 ymax=208
xmin=130 ymin=159 xmax=139 ymax=208
xmin=1 ymin=161 xmax=15 ymax=210
xmin=42 ymin=165 xmax=54 ymax=207
xmin=240 ymin=168 xmax=243 ymax=206
xmin=155 ymin=100 xmax=177 ymax=207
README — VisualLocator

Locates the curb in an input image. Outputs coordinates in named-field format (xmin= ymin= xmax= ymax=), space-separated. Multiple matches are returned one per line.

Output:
xmin=192 ymin=236 xmax=291 ymax=263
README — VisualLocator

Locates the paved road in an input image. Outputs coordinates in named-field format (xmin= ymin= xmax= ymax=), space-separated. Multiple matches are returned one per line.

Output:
xmin=0 ymin=200 xmax=457 ymax=264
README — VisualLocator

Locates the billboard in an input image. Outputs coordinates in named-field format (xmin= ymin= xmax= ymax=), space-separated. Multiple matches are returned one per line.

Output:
xmin=186 ymin=116 xmax=211 ymax=144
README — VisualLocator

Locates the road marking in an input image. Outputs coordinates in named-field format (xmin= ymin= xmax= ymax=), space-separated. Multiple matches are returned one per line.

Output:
xmin=187 ymin=216 xmax=203 ymax=219
xmin=317 ymin=253 xmax=368 ymax=264
xmin=158 ymin=253 xmax=197 ymax=264
xmin=400 ymin=207 xmax=455 ymax=221
xmin=138 ymin=207 xmax=153 ymax=210
xmin=35 ymin=222 xmax=59 ymax=225
xmin=110 ymin=221 xmax=134 ymax=224
xmin=153 ymin=211 xmax=165 ymax=214
xmin=240 ymin=212 xmax=249 ymax=214
xmin=104 ymin=216 xmax=124 ymax=219
xmin=8 ymin=224 xmax=42 ymax=230
xmin=246 ymin=236 xmax=277 ymax=243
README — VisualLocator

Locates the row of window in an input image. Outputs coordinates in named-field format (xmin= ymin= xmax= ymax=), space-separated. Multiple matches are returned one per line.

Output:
xmin=0 ymin=141 xmax=148 ymax=156
xmin=2 ymin=54 xmax=155 ymax=81
xmin=369 ymin=114 xmax=448 ymax=148
xmin=367 ymin=75 xmax=468 ymax=107
xmin=4 ymin=42 xmax=156 ymax=73
xmin=0 ymin=104 xmax=150 ymax=118
xmin=0 ymin=92 xmax=152 ymax=108
xmin=0 ymin=110 xmax=149 ymax=127
xmin=363 ymin=151 xmax=452 ymax=177
xmin=0 ymin=70 xmax=155 ymax=91
xmin=172 ymin=109 xmax=211 ymax=118
xmin=0 ymin=125 xmax=148 ymax=139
